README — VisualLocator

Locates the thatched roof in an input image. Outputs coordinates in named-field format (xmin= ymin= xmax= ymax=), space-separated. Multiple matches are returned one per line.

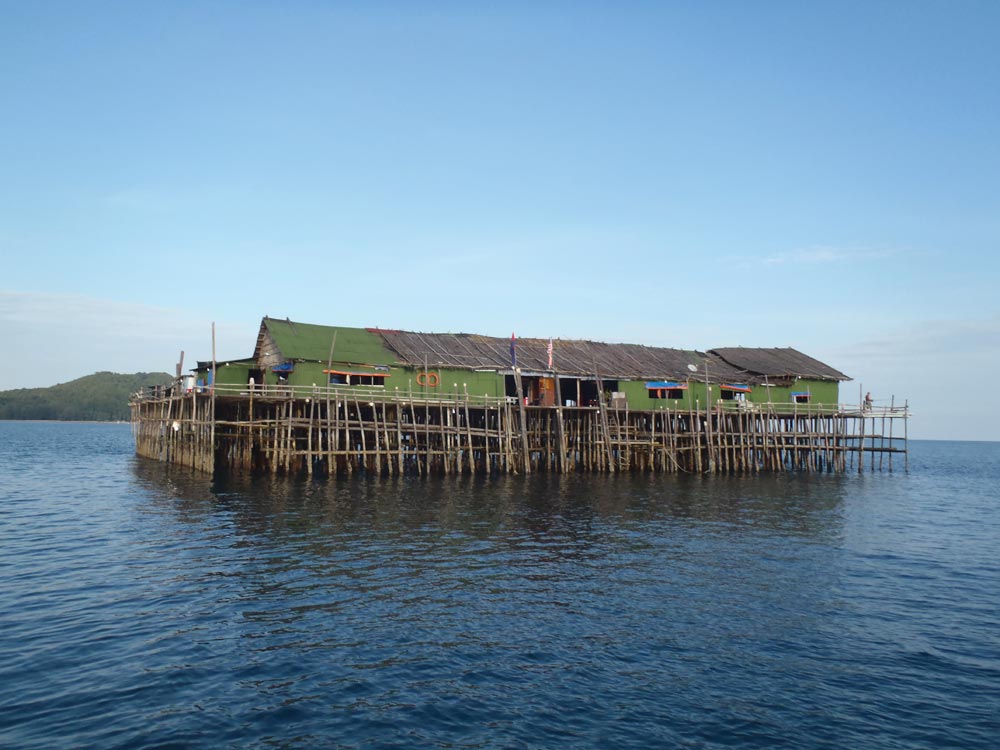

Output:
xmin=252 ymin=317 xmax=848 ymax=383
xmin=378 ymin=330 xmax=748 ymax=382
xmin=709 ymin=347 xmax=850 ymax=382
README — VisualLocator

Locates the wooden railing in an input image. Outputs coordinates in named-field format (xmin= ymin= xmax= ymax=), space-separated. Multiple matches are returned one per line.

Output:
xmin=713 ymin=400 xmax=909 ymax=417
xmin=133 ymin=381 xmax=908 ymax=418
xmin=134 ymin=381 xmax=514 ymax=409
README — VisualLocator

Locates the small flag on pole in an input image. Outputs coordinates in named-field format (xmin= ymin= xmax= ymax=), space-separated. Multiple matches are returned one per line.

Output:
xmin=510 ymin=333 xmax=517 ymax=367
xmin=547 ymin=338 xmax=553 ymax=370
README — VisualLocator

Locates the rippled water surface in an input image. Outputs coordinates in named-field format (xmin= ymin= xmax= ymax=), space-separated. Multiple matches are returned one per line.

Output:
xmin=1 ymin=422 xmax=998 ymax=749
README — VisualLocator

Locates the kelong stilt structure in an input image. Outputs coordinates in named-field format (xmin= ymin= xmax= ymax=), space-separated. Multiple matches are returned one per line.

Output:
xmin=131 ymin=317 xmax=909 ymax=477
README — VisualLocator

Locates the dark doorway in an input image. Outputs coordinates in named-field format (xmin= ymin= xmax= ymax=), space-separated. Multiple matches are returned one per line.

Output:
xmin=578 ymin=378 xmax=618 ymax=406
xmin=558 ymin=378 xmax=579 ymax=406
xmin=504 ymin=374 xmax=517 ymax=398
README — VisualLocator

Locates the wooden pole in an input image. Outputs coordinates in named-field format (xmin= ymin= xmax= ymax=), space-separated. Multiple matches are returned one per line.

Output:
xmin=857 ymin=407 xmax=865 ymax=474
xmin=554 ymin=373 xmax=566 ymax=473
xmin=210 ymin=322 xmax=216 ymax=474
xmin=593 ymin=364 xmax=615 ymax=473
xmin=513 ymin=368 xmax=530 ymax=474
xmin=463 ymin=383 xmax=475 ymax=474
xmin=904 ymin=399 xmax=909 ymax=472
xmin=888 ymin=395 xmax=895 ymax=472
xmin=307 ymin=394 xmax=315 ymax=476
xmin=704 ymin=361 xmax=714 ymax=473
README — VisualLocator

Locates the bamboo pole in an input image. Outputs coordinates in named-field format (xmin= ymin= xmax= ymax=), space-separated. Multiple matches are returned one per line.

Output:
xmin=513 ymin=369 xmax=530 ymax=474
xmin=208 ymin=324 xmax=217 ymax=473
xmin=554 ymin=374 xmax=566 ymax=473
xmin=462 ymin=384 xmax=475 ymax=474
xmin=888 ymin=395 xmax=894 ymax=473
xmin=306 ymin=394 xmax=315 ymax=476
xmin=904 ymin=400 xmax=909 ymax=472
xmin=593 ymin=366 xmax=615 ymax=473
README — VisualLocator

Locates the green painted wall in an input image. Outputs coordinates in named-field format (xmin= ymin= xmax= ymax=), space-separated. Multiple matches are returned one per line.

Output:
xmin=192 ymin=361 xmax=253 ymax=387
xmin=285 ymin=361 xmax=328 ymax=387
xmin=260 ymin=360 xmax=841 ymax=409
xmin=391 ymin=368 xmax=504 ymax=398
xmin=617 ymin=379 xmax=709 ymax=409
xmin=275 ymin=361 xmax=505 ymax=398
xmin=746 ymin=379 xmax=839 ymax=406
xmin=618 ymin=378 xmax=840 ymax=409
xmin=214 ymin=362 xmax=252 ymax=387
xmin=617 ymin=380 xmax=685 ymax=409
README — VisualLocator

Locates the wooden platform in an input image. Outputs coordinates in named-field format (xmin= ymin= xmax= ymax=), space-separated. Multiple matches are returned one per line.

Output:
xmin=131 ymin=383 xmax=909 ymax=477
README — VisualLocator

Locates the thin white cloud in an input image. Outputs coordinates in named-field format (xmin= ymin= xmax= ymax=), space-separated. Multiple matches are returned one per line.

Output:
xmin=824 ymin=314 xmax=1000 ymax=439
xmin=831 ymin=315 xmax=1000 ymax=363
xmin=0 ymin=291 xmax=255 ymax=389
xmin=2 ymin=291 xmax=192 ymax=337
xmin=102 ymin=185 xmax=253 ymax=214
xmin=725 ymin=245 xmax=902 ymax=268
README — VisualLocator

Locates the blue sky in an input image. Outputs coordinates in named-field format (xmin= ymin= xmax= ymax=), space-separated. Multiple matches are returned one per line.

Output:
xmin=2 ymin=1 xmax=998 ymax=440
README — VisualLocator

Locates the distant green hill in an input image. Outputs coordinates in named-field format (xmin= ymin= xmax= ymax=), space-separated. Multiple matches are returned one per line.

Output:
xmin=0 ymin=372 xmax=173 ymax=422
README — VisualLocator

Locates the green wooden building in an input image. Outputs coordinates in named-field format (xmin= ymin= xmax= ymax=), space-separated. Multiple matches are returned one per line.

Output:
xmin=194 ymin=316 xmax=849 ymax=411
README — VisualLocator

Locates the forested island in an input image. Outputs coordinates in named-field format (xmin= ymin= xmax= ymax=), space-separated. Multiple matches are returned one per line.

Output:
xmin=0 ymin=372 xmax=172 ymax=422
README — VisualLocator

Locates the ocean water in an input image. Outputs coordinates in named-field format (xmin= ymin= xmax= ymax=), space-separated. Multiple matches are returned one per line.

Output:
xmin=1 ymin=421 xmax=998 ymax=749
